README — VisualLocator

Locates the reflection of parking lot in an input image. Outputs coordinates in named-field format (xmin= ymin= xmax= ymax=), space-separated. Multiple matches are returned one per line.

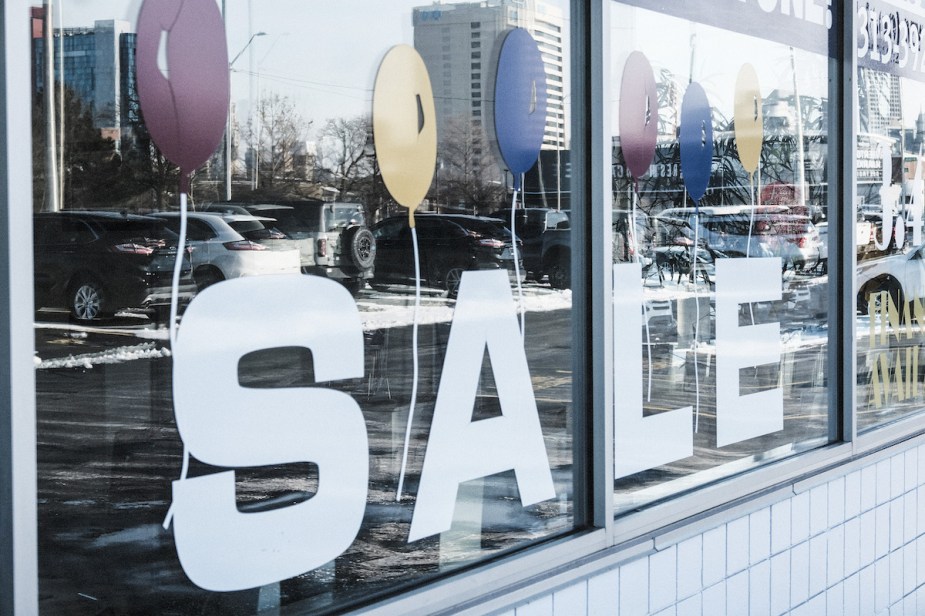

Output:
xmin=33 ymin=282 xmax=575 ymax=614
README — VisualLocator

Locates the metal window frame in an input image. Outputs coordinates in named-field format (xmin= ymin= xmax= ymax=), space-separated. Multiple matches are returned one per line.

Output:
xmin=2 ymin=0 xmax=39 ymax=614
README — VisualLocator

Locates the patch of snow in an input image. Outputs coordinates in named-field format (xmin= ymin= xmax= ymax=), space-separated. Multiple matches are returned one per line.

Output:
xmin=35 ymin=342 xmax=171 ymax=370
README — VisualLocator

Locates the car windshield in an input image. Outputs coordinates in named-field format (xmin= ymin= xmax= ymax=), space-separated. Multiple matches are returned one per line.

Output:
xmin=256 ymin=208 xmax=320 ymax=234
xmin=325 ymin=205 xmax=365 ymax=229
xmin=228 ymin=219 xmax=287 ymax=240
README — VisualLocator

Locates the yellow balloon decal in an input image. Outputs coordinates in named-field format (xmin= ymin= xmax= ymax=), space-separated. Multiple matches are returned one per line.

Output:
xmin=734 ymin=63 xmax=763 ymax=176
xmin=372 ymin=45 xmax=438 ymax=227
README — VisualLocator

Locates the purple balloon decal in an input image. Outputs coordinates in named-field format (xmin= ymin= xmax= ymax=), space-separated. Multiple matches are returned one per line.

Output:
xmin=619 ymin=52 xmax=659 ymax=181
xmin=679 ymin=82 xmax=713 ymax=205
xmin=494 ymin=28 xmax=548 ymax=190
xmin=136 ymin=0 xmax=230 ymax=192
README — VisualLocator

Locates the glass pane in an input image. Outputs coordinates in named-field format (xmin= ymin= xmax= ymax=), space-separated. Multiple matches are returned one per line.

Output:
xmin=32 ymin=1 xmax=575 ymax=612
xmin=610 ymin=1 xmax=833 ymax=513
xmin=854 ymin=4 xmax=925 ymax=432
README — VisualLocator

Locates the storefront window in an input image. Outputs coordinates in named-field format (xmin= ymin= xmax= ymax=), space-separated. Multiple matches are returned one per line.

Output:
xmin=854 ymin=2 xmax=925 ymax=432
xmin=32 ymin=1 xmax=575 ymax=612
xmin=610 ymin=1 xmax=833 ymax=512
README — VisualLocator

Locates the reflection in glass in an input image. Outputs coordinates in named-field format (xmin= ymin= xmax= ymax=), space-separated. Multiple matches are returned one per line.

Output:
xmin=854 ymin=57 xmax=925 ymax=430
xmin=611 ymin=2 xmax=831 ymax=512
xmin=32 ymin=1 xmax=574 ymax=613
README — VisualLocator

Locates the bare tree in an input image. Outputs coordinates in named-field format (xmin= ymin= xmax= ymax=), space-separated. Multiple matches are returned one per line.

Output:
xmin=246 ymin=93 xmax=312 ymax=188
xmin=437 ymin=117 xmax=506 ymax=213
xmin=318 ymin=115 xmax=373 ymax=200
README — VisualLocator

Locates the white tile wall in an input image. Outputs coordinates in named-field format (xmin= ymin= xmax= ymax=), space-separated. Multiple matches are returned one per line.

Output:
xmin=508 ymin=441 xmax=925 ymax=615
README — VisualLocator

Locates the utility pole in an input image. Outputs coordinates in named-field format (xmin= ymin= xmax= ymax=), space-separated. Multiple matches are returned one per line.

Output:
xmin=43 ymin=0 xmax=60 ymax=212
xmin=57 ymin=0 xmax=65 ymax=209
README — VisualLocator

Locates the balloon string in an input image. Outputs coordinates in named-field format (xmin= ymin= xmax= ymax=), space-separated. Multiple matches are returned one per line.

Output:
xmin=168 ymin=191 xmax=187 ymax=349
xmin=511 ymin=187 xmax=525 ymax=339
xmin=396 ymin=225 xmax=422 ymax=501
xmin=164 ymin=190 xmax=190 ymax=529
xmin=747 ymin=173 xmax=756 ymax=326
xmin=632 ymin=186 xmax=653 ymax=401
xmin=747 ymin=173 xmax=755 ymax=258
xmin=692 ymin=208 xmax=701 ymax=432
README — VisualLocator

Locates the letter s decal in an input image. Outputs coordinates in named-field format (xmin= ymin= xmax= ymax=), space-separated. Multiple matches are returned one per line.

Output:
xmin=170 ymin=275 xmax=368 ymax=591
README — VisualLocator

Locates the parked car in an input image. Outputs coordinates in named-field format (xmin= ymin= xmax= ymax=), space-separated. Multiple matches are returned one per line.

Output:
xmin=488 ymin=207 xmax=571 ymax=288
xmin=856 ymin=242 xmax=925 ymax=315
xmin=150 ymin=212 xmax=300 ymax=290
xmin=370 ymin=213 xmax=525 ymax=296
xmin=654 ymin=205 xmax=821 ymax=272
xmin=197 ymin=203 xmax=251 ymax=215
xmin=206 ymin=201 xmax=376 ymax=295
xmin=33 ymin=211 xmax=195 ymax=321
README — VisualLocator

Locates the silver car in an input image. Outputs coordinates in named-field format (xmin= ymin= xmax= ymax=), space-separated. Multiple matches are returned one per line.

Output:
xmin=152 ymin=212 xmax=300 ymax=290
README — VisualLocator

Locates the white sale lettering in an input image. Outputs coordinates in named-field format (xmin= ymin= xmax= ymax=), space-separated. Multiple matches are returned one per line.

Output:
xmin=408 ymin=270 xmax=556 ymax=541
xmin=613 ymin=262 xmax=693 ymax=479
xmin=171 ymin=275 xmax=369 ymax=591
xmin=715 ymin=259 xmax=783 ymax=447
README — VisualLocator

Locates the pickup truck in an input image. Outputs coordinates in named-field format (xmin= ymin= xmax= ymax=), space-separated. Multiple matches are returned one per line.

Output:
xmin=490 ymin=207 xmax=571 ymax=288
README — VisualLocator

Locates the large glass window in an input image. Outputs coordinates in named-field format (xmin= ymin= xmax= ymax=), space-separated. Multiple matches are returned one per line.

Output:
xmin=854 ymin=3 xmax=925 ymax=432
xmin=32 ymin=1 xmax=575 ymax=613
xmin=610 ymin=1 xmax=834 ymax=512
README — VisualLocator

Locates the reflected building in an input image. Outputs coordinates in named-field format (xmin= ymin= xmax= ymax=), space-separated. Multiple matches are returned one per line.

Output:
xmin=412 ymin=0 xmax=567 ymax=154
xmin=31 ymin=10 xmax=138 ymax=152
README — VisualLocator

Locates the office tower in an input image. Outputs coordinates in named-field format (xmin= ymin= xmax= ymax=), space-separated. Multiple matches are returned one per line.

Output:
xmin=413 ymin=0 xmax=567 ymax=153
xmin=32 ymin=12 xmax=138 ymax=151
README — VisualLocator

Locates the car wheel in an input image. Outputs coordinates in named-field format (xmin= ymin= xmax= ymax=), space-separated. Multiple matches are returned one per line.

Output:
xmin=444 ymin=267 xmax=464 ymax=297
xmin=69 ymin=278 xmax=105 ymax=321
xmin=194 ymin=266 xmax=224 ymax=292
xmin=546 ymin=257 xmax=571 ymax=289
xmin=859 ymin=279 xmax=904 ymax=316
xmin=344 ymin=226 xmax=376 ymax=270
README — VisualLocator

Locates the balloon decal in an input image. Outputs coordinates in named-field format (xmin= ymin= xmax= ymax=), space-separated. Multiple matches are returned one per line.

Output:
xmin=373 ymin=45 xmax=438 ymax=228
xmin=136 ymin=0 xmax=231 ymax=531
xmin=494 ymin=28 xmax=548 ymax=337
xmin=136 ymin=0 xmax=230 ymax=193
xmin=619 ymin=52 xmax=659 ymax=182
xmin=734 ymin=64 xmax=763 ymax=178
xmin=679 ymin=81 xmax=713 ymax=430
xmin=372 ymin=45 xmax=438 ymax=501
xmin=618 ymin=51 xmax=659 ymax=401
xmin=679 ymin=82 xmax=713 ymax=205
xmin=734 ymin=64 xmax=764 ymax=261
xmin=495 ymin=28 xmax=548 ymax=191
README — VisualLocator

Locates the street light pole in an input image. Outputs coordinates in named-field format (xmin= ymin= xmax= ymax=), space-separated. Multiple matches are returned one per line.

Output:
xmin=225 ymin=31 xmax=266 ymax=201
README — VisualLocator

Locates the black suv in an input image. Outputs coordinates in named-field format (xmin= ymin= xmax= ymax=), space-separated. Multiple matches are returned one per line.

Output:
xmin=33 ymin=211 xmax=195 ymax=321
xmin=371 ymin=213 xmax=523 ymax=296
xmin=489 ymin=207 xmax=571 ymax=288
xmin=203 ymin=201 xmax=375 ymax=294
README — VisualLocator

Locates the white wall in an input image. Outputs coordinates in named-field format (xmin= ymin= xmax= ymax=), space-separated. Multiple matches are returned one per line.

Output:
xmin=500 ymin=439 xmax=925 ymax=615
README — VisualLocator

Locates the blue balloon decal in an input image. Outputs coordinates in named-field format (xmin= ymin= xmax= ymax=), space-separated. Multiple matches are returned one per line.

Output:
xmin=494 ymin=28 xmax=548 ymax=190
xmin=679 ymin=82 xmax=713 ymax=204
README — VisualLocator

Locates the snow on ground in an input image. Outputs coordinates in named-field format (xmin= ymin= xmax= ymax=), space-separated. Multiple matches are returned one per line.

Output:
xmin=33 ymin=286 xmax=574 ymax=369
xmin=32 ymin=270 xmax=831 ymax=370
xmin=35 ymin=342 xmax=171 ymax=370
